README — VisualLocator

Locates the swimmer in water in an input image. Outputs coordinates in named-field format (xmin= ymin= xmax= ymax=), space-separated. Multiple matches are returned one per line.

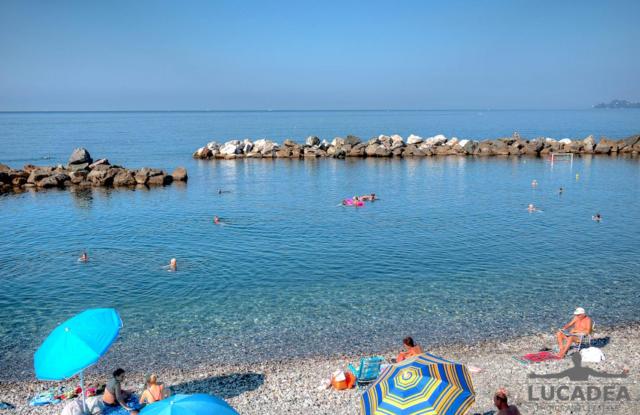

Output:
xmin=531 ymin=179 xmax=538 ymax=187
xmin=79 ymin=250 xmax=88 ymax=263
xmin=592 ymin=213 xmax=602 ymax=222
xmin=166 ymin=258 xmax=177 ymax=271
xmin=559 ymin=187 xmax=564 ymax=195
xmin=528 ymin=203 xmax=537 ymax=212
xmin=218 ymin=189 xmax=222 ymax=194
xmin=213 ymin=215 xmax=220 ymax=225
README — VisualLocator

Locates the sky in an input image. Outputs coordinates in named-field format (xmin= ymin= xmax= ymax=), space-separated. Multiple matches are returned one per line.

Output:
xmin=0 ymin=0 xmax=639 ymax=111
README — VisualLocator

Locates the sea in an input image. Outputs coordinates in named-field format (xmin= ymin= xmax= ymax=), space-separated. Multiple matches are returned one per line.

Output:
xmin=1 ymin=109 xmax=639 ymax=380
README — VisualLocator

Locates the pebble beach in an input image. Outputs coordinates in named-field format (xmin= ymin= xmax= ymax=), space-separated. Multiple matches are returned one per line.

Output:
xmin=2 ymin=324 xmax=638 ymax=414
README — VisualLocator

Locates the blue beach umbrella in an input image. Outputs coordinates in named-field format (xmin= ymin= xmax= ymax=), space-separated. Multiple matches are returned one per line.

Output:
xmin=361 ymin=353 xmax=475 ymax=415
xmin=140 ymin=394 xmax=239 ymax=415
xmin=34 ymin=308 xmax=122 ymax=410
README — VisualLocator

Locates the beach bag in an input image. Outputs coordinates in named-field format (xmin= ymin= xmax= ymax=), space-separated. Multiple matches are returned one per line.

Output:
xmin=331 ymin=370 xmax=356 ymax=390
xmin=580 ymin=347 xmax=605 ymax=363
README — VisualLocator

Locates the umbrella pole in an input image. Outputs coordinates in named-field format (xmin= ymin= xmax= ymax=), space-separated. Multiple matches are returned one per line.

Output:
xmin=80 ymin=370 xmax=87 ymax=414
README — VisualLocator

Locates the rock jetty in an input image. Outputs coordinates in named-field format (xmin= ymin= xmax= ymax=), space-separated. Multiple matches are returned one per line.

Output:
xmin=193 ymin=133 xmax=640 ymax=160
xmin=0 ymin=148 xmax=187 ymax=194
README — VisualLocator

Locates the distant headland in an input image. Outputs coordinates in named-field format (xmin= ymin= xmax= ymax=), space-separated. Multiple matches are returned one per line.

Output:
xmin=593 ymin=99 xmax=640 ymax=109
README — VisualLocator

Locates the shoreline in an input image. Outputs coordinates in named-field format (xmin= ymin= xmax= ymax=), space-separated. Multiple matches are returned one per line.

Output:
xmin=3 ymin=323 xmax=639 ymax=414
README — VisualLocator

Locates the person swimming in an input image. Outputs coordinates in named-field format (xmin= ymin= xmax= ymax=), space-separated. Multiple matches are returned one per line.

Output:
xmin=559 ymin=187 xmax=564 ymax=194
xmin=531 ymin=179 xmax=538 ymax=187
xmin=218 ymin=189 xmax=222 ymax=194
xmin=213 ymin=215 xmax=220 ymax=224
xmin=360 ymin=193 xmax=377 ymax=201
xmin=527 ymin=204 xmax=537 ymax=212
xmin=164 ymin=258 xmax=177 ymax=271
xmin=592 ymin=213 xmax=602 ymax=222
xmin=78 ymin=250 xmax=89 ymax=263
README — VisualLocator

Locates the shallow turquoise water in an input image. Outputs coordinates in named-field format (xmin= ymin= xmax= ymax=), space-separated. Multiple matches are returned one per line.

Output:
xmin=1 ymin=110 xmax=639 ymax=379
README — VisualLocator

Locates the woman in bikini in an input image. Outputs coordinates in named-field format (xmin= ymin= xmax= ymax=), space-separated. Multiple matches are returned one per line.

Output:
xmin=139 ymin=374 xmax=169 ymax=405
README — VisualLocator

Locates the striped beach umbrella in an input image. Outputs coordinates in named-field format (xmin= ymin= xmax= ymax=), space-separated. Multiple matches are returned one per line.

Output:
xmin=361 ymin=353 xmax=475 ymax=415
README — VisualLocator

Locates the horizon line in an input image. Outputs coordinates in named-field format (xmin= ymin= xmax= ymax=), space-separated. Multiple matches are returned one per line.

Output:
xmin=0 ymin=107 xmax=614 ymax=114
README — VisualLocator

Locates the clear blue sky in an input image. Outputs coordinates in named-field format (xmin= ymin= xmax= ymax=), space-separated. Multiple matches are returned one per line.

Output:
xmin=1 ymin=0 xmax=639 ymax=110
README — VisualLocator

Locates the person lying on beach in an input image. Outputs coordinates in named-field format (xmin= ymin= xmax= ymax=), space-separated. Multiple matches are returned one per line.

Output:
xmin=592 ymin=213 xmax=602 ymax=222
xmin=103 ymin=368 xmax=138 ymax=414
xmin=494 ymin=388 xmax=521 ymax=415
xmin=556 ymin=307 xmax=592 ymax=358
xmin=396 ymin=336 xmax=424 ymax=362
xmin=139 ymin=374 xmax=169 ymax=405
xmin=78 ymin=251 xmax=88 ymax=263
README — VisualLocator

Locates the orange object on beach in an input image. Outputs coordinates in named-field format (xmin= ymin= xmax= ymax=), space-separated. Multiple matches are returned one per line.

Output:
xmin=331 ymin=371 xmax=356 ymax=390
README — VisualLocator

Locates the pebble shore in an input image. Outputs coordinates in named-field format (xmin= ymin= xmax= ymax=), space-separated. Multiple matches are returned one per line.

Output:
xmin=1 ymin=324 xmax=638 ymax=414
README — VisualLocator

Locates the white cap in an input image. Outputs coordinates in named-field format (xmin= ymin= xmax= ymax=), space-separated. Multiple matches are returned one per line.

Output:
xmin=574 ymin=307 xmax=586 ymax=315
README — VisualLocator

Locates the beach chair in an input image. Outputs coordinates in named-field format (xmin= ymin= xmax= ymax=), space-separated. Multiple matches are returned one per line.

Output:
xmin=348 ymin=356 xmax=384 ymax=386
xmin=576 ymin=321 xmax=595 ymax=350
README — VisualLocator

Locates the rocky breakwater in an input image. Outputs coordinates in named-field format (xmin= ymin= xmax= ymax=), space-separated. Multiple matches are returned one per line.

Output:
xmin=193 ymin=133 xmax=640 ymax=160
xmin=0 ymin=148 xmax=188 ymax=194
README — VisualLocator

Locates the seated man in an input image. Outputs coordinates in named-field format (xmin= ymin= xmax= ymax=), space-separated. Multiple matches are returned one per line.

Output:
xmin=556 ymin=307 xmax=592 ymax=358
xmin=103 ymin=368 xmax=138 ymax=414
xmin=396 ymin=336 xmax=424 ymax=362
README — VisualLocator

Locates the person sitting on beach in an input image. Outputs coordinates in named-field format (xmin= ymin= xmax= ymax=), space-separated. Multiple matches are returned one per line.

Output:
xmin=556 ymin=307 xmax=592 ymax=358
xmin=396 ymin=336 xmax=424 ymax=362
xmin=494 ymin=388 xmax=521 ymax=415
xmin=78 ymin=250 xmax=88 ymax=263
xmin=103 ymin=368 xmax=138 ymax=414
xmin=139 ymin=374 xmax=169 ymax=405
xmin=592 ymin=213 xmax=602 ymax=222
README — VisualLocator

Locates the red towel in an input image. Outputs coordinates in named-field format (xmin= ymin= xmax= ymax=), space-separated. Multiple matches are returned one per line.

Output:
xmin=522 ymin=351 xmax=561 ymax=362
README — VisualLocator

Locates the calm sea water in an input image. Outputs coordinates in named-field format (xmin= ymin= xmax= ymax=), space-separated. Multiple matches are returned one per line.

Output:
xmin=1 ymin=110 xmax=640 ymax=380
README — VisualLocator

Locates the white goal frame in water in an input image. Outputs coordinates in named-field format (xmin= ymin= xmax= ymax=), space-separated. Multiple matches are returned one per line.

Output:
xmin=550 ymin=153 xmax=574 ymax=165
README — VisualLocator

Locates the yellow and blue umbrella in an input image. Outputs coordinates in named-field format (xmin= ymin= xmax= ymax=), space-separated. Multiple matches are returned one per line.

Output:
xmin=140 ymin=394 xmax=239 ymax=415
xmin=361 ymin=353 xmax=475 ymax=415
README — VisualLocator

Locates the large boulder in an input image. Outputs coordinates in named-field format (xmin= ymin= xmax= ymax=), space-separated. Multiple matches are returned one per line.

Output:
xmin=582 ymin=135 xmax=596 ymax=153
xmin=595 ymin=138 xmax=616 ymax=154
xmin=424 ymin=134 xmax=447 ymax=146
xmin=135 ymin=168 xmax=162 ymax=185
xmin=332 ymin=148 xmax=347 ymax=159
xmin=331 ymin=137 xmax=345 ymax=147
xmin=220 ymin=141 xmax=242 ymax=155
xmin=69 ymin=170 xmax=88 ymax=184
xmin=242 ymin=140 xmax=253 ymax=154
xmin=407 ymin=134 xmax=423 ymax=145
xmin=0 ymin=172 xmax=10 ymax=184
xmin=276 ymin=148 xmax=293 ymax=158
xmin=68 ymin=148 xmax=93 ymax=166
xmin=87 ymin=167 xmax=118 ymax=186
xmin=171 ymin=167 xmax=188 ymax=182
xmin=37 ymin=173 xmax=69 ymax=188
xmin=344 ymin=135 xmax=361 ymax=146
xmin=27 ymin=169 xmax=52 ymax=184
xmin=348 ymin=143 xmax=366 ymax=157
xmin=147 ymin=172 xmax=172 ymax=186
xmin=89 ymin=159 xmax=109 ymax=169
xmin=283 ymin=139 xmax=297 ymax=147
xmin=390 ymin=135 xmax=404 ymax=149
xmin=619 ymin=135 xmax=640 ymax=153
xmin=305 ymin=136 xmax=320 ymax=146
